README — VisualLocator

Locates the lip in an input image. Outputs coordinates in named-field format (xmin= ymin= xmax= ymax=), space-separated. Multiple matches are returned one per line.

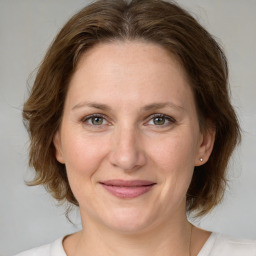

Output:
xmin=100 ymin=179 xmax=156 ymax=199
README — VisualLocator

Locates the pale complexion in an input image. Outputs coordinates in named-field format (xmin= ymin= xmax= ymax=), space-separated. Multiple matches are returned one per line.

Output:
xmin=54 ymin=41 xmax=215 ymax=256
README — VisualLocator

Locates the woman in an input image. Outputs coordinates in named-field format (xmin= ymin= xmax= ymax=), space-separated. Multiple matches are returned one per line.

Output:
xmin=16 ymin=0 xmax=255 ymax=255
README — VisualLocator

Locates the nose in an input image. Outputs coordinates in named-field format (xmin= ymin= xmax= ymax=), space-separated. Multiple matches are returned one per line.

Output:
xmin=109 ymin=126 xmax=146 ymax=171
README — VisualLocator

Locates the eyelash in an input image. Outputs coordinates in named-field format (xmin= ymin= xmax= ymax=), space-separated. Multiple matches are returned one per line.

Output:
xmin=81 ymin=113 xmax=176 ymax=128
xmin=146 ymin=113 xmax=176 ymax=127
xmin=81 ymin=114 xmax=109 ymax=127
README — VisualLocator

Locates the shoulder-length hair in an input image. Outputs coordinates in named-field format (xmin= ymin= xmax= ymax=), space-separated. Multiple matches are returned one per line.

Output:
xmin=23 ymin=0 xmax=240 ymax=216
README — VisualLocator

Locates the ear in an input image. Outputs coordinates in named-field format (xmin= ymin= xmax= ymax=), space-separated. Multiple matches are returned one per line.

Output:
xmin=53 ymin=130 xmax=65 ymax=164
xmin=195 ymin=124 xmax=216 ymax=166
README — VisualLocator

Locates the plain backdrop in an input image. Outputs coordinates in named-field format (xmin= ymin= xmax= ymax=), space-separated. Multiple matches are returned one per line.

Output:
xmin=0 ymin=0 xmax=256 ymax=255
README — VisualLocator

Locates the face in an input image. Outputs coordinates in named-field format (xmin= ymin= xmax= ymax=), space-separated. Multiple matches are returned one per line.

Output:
xmin=54 ymin=41 xmax=214 ymax=234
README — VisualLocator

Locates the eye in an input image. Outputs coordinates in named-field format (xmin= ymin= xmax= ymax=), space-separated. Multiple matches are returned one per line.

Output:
xmin=146 ymin=114 xmax=176 ymax=126
xmin=82 ymin=114 xmax=108 ymax=126
xmin=152 ymin=116 xmax=166 ymax=125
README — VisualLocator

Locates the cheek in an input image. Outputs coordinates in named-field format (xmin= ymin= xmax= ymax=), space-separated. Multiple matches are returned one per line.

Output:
xmin=62 ymin=134 xmax=109 ymax=188
xmin=143 ymin=133 xmax=197 ymax=215
xmin=148 ymin=133 xmax=198 ymax=173
xmin=148 ymin=132 xmax=198 ymax=194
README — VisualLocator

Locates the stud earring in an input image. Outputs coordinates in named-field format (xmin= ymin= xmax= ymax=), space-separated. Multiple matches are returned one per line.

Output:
xmin=200 ymin=158 xmax=203 ymax=162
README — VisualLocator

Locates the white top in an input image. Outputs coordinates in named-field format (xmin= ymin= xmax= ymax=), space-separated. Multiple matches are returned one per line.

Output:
xmin=15 ymin=232 xmax=256 ymax=256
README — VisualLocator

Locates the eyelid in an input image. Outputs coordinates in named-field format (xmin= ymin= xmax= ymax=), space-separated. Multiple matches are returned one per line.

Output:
xmin=145 ymin=113 xmax=176 ymax=126
xmin=80 ymin=113 xmax=176 ymax=127
xmin=81 ymin=113 xmax=110 ymax=125
xmin=150 ymin=113 xmax=176 ymax=122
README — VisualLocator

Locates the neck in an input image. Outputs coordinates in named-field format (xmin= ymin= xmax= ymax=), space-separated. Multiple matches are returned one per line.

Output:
xmin=70 ymin=212 xmax=192 ymax=256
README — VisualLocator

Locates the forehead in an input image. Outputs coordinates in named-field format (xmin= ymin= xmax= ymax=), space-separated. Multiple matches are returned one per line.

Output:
xmin=76 ymin=40 xmax=185 ymax=77
xmin=66 ymin=41 xmax=195 ymax=112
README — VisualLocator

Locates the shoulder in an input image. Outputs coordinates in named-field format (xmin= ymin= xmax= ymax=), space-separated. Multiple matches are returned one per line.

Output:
xmin=14 ymin=237 xmax=66 ymax=256
xmin=201 ymin=232 xmax=256 ymax=256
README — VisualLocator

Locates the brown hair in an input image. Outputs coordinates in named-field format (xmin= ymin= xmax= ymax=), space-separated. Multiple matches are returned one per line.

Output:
xmin=23 ymin=0 xmax=240 ymax=216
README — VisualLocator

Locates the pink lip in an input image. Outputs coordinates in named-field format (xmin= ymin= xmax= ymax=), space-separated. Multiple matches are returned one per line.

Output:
xmin=100 ymin=180 xmax=156 ymax=199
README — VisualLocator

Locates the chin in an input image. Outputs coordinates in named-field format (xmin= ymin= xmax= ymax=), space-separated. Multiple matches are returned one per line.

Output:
xmin=101 ymin=207 xmax=157 ymax=234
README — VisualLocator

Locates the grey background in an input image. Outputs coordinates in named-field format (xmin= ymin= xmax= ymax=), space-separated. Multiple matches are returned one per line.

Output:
xmin=0 ymin=0 xmax=255 ymax=255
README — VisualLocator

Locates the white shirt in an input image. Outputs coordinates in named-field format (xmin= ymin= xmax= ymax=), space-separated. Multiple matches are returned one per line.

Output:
xmin=15 ymin=232 xmax=256 ymax=256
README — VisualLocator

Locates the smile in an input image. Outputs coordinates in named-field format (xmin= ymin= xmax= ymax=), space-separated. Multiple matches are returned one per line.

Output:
xmin=100 ymin=180 xmax=156 ymax=199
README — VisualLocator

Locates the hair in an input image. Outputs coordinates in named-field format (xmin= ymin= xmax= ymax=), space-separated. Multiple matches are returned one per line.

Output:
xmin=23 ymin=0 xmax=240 ymax=216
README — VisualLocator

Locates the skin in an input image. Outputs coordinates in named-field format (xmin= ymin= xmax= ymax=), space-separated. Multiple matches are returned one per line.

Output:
xmin=54 ymin=41 xmax=215 ymax=256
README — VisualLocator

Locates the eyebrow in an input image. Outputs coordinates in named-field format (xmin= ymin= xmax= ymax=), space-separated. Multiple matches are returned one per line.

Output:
xmin=142 ymin=102 xmax=184 ymax=112
xmin=72 ymin=102 xmax=111 ymax=111
xmin=72 ymin=101 xmax=184 ymax=112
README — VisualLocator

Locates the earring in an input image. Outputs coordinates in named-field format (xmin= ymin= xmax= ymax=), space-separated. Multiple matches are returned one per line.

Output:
xmin=199 ymin=158 xmax=203 ymax=162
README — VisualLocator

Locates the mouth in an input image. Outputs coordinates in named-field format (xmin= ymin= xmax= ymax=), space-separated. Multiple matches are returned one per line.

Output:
xmin=99 ymin=180 xmax=156 ymax=199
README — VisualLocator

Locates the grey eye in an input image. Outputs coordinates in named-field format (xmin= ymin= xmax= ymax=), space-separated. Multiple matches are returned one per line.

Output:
xmin=153 ymin=116 xmax=166 ymax=125
xmin=90 ymin=117 xmax=104 ymax=125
